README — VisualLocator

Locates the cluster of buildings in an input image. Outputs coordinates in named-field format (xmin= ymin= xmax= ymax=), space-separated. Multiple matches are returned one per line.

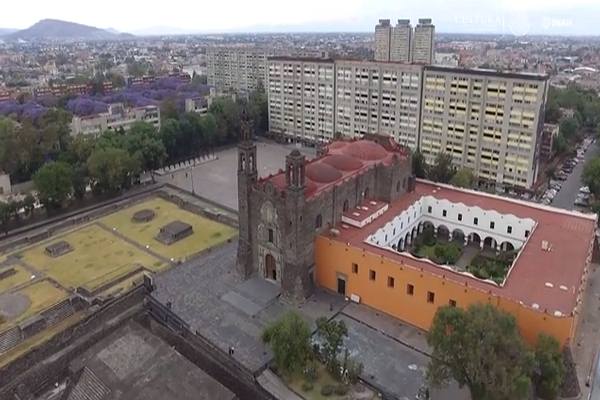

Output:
xmin=374 ymin=18 xmax=435 ymax=64
xmin=236 ymin=131 xmax=596 ymax=347
xmin=206 ymin=19 xmax=550 ymax=192
xmin=70 ymin=102 xmax=160 ymax=136
xmin=266 ymin=59 xmax=548 ymax=190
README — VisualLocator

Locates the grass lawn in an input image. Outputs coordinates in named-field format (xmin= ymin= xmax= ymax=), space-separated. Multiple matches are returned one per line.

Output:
xmin=99 ymin=197 xmax=237 ymax=260
xmin=286 ymin=364 xmax=377 ymax=400
xmin=0 ymin=266 xmax=32 ymax=294
xmin=19 ymin=224 xmax=165 ymax=291
xmin=0 ymin=280 xmax=69 ymax=329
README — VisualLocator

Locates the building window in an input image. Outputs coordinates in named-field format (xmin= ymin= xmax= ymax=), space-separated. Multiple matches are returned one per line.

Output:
xmin=507 ymin=226 xmax=512 ymax=234
xmin=268 ymin=228 xmax=274 ymax=243
xmin=406 ymin=284 xmax=414 ymax=296
xmin=427 ymin=291 xmax=435 ymax=304
xmin=525 ymin=230 xmax=530 ymax=238
xmin=369 ymin=270 xmax=376 ymax=281
xmin=363 ymin=187 xmax=370 ymax=199
xmin=474 ymin=217 xmax=478 ymax=225
xmin=396 ymin=181 xmax=401 ymax=192
xmin=428 ymin=206 xmax=432 ymax=213
xmin=442 ymin=210 xmax=447 ymax=217
xmin=343 ymin=200 xmax=349 ymax=212
xmin=315 ymin=214 xmax=322 ymax=229
xmin=449 ymin=299 xmax=457 ymax=307
xmin=387 ymin=276 xmax=395 ymax=288
xmin=458 ymin=213 xmax=463 ymax=222
xmin=352 ymin=263 xmax=358 ymax=274
xmin=490 ymin=221 xmax=495 ymax=229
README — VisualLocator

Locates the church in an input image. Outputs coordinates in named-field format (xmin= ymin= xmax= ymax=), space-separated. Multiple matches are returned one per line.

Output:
xmin=236 ymin=123 xmax=596 ymax=345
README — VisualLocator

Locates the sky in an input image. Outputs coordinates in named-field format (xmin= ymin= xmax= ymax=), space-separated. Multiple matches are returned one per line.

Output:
xmin=1 ymin=0 xmax=600 ymax=35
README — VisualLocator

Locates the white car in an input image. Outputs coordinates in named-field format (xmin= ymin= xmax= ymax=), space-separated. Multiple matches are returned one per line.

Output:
xmin=580 ymin=186 xmax=591 ymax=195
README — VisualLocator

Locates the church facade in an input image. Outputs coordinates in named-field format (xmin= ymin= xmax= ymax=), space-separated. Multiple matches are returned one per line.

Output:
xmin=236 ymin=128 xmax=414 ymax=299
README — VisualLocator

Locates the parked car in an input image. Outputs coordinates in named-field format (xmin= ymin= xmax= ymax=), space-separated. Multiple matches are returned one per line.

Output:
xmin=580 ymin=186 xmax=591 ymax=195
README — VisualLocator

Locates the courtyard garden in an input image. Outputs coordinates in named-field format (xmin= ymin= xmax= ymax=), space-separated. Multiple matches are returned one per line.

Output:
xmin=408 ymin=223 xmax=517 ymax=284
xmin=410 ymin=225 xmax=463 ymax=266
xmin=262 ymin=312 xmax=378 ymax=400
xmin=466 ymin=251 xmax=517 ymax=284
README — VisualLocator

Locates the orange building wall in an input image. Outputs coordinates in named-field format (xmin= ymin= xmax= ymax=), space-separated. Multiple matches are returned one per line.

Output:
xmin=314 ymin=236 xmax=575 ymax=346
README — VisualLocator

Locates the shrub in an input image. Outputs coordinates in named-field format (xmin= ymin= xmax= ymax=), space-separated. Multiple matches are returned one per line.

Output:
xmin=301 ymin=382 xmax=314 ymax=392
xmin=335 ymin=384 xmax=349 ymax=395
xmin=303 ymin=362 xmax=318 ymax=383
xmin=346 ymin=359 xmax=363 ymax=384
xmin=321 ymin=384 xmax=335 ymax=397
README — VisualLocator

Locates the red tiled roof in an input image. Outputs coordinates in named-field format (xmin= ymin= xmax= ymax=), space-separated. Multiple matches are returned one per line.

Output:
xmin=325 ymin=180 xmax=597 ymax=315
xmin=261 ymin=139 xmax=409 ymax=198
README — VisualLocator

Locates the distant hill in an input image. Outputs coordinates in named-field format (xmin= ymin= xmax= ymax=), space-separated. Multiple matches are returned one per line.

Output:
xmin=0 ymin=28 xmax=17 ymax=36
xmin=7 ymin=19 xmax=133 ymax=41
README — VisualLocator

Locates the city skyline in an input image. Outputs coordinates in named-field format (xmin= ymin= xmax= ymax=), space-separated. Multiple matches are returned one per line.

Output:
xmin=2 ymin=0 xmax=600 ymax=36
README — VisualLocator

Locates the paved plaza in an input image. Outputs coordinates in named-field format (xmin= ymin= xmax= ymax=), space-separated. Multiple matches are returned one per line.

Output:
xmin=152 ymin=240 xmax=470 ymax=399
xmin=156 ymin=140 xmax=316 ymax=210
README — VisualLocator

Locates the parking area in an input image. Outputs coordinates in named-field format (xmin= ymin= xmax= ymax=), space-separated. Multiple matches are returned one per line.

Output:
xmin=549 ymin=137 xmax=598 ymax=210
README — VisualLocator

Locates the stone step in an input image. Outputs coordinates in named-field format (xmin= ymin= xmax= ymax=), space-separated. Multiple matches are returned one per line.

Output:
xmin=0 ymin=326 xmax=22 ymax=354
xmin=68 ymin=367 xmax=110 ymax=400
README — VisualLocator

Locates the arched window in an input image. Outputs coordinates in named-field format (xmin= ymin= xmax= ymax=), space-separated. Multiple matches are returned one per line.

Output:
xmin=315 ymin=214 xmax=323 ymax=229
xmin=343 ymin=200 xmax=349 ymax=212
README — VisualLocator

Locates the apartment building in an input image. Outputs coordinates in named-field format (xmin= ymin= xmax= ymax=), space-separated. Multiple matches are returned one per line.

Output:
xmin=390 ymin=20 xmax=412 ymax=63
xmin=419 ymin=66 xmax=548 ymax=189
xmin=70 ymin=103 xmax=161 ymax=136
xmin=412 ymin=19 xmax=435 ymax=64
xmin=267 ymin=57 xmax=336 ymax=141
xmin=206 ymin=47 xmax=271 ymax=95
xmin=374 ymin=18 xmax=434 ymax=64
xmin=334 ymin=60 xmax=423 ymax=148
xmin=374 ymin=19 xmax=392 ymax=62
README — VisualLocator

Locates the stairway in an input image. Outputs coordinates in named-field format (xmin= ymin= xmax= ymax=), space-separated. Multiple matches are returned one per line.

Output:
xmin=43 ymin=300 xmax=75 ymax=327
xmin=67 ymin=367 xmax=110 ymax=400
xmin=0 ymin=326 xmax=22 ymax=353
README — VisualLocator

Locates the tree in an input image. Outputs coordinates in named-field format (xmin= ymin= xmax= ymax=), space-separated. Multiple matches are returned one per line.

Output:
xmin=315 ymin=317 xmax=348 ymax=373
xmin=412 ymin=150 xmax=427 ymax=179
xmin=553 ymin=133 xmax=567 ymax=155
xmin=22 ymin=193 xmax=36 ymax=217
xmin=87 ymin=148 xmax=140 ymax=194
xmin=248 ymin=88 xmax=268 ymax=135
xmin=534 ymin=334 xmax=565 ymax=400
xmin=427 ymin=304 xmax=533 ymax=400
xmin=559 ymin=117 xmax=579 ymax=140
xmin=33 ymin=161 xmax=74 ymax=209
xmin=262 ymin=312 xmax=312 ymax=377
xmin=125 ymin=122 xmax=167 ymax=173
xmin=450 ymin=168 xmax=475 ymax=189
xmin=583 ymin=158 xmax=600 ymax=196
xmin=160 ymin=98 xmax=179 ymax=121
xmin=428 ymin=152 xmax=456 ymax=183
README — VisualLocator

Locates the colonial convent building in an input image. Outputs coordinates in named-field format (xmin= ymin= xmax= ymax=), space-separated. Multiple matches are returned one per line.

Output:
xmin=236 ymin=128 xmax=596 ymax=345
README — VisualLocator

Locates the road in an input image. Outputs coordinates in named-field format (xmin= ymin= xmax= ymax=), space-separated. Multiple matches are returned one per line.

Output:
xmin=552 ymin=141 xmax=600 ymax=210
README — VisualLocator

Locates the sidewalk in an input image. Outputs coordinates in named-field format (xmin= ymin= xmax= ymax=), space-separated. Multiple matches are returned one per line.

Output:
xmin=342 ymin=301 xmax=430 ymax=355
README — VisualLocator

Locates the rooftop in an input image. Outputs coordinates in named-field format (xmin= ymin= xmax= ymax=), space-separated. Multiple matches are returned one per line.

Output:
xmin=262 ymin=138 xmax=410 ymax=199
xmin=323 ymin=180 xmax=596 ymax=316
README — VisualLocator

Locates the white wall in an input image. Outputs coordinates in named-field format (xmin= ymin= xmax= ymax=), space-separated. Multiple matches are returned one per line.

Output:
xmin=367 ymin=195 xmax=536 ymax=251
